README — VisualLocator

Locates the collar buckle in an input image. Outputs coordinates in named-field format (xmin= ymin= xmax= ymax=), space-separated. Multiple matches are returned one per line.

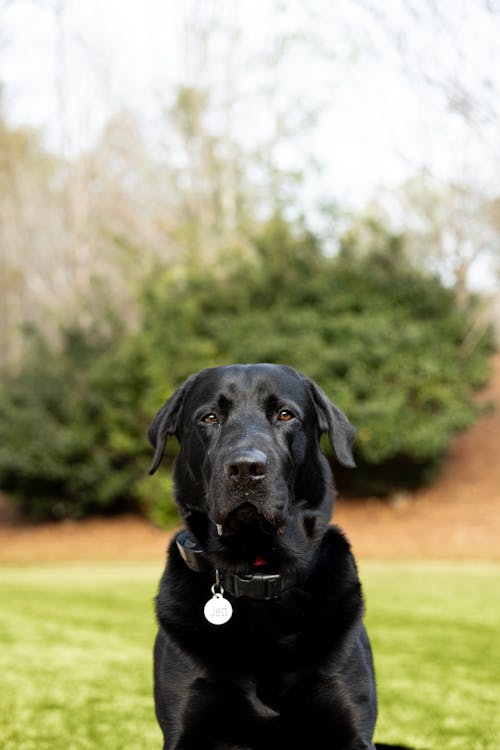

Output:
xmin=223 ymin=572 xmax=282 ymax=600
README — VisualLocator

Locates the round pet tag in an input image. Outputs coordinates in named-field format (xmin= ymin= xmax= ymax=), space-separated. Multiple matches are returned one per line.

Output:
xmin=204 ymin=592 xmax=233 ymax=625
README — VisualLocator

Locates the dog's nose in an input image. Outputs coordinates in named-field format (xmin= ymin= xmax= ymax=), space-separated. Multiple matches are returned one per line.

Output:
xmin=224 ymin=449 xmax=268 ymax=480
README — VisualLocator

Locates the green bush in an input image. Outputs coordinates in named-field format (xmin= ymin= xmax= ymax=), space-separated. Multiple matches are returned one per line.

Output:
xmin=0 ymin=212 xmax=494 ymax=520
xmin=134 ymin=472 xmax=178 ymax=528
xmin=139 ymin=214 xmax=493 ymax=492
xmin=0 ymin=324 xmax=150 ymax=520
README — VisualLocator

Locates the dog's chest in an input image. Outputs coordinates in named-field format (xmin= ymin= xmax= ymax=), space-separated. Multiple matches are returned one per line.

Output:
xmin=189 ymin=592 xmax=322 ymax=677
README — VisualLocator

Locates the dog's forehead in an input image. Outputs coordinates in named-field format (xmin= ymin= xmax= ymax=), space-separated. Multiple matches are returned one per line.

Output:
xmin=188 ymin=364 xmax=307 ymax=405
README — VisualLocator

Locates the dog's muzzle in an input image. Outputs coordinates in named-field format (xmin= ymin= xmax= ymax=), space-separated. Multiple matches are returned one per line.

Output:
xmin=210 ymin=447 xmax=288 ymax=533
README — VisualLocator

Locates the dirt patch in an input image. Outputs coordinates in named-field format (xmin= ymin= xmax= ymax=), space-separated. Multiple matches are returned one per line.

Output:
xmin=336 ymin=353 xmax=500 ymax=561
xmin=1 ymin=356 xmax=499 ymax=563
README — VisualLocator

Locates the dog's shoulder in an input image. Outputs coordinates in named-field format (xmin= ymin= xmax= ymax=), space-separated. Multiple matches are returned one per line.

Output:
xmin=321 ymin=524 xmax=354 ymax=556
xmin=305 ymin=525 xmax=362 ymax=603
xmin=314 ymin=524 xmax=358 ymax=573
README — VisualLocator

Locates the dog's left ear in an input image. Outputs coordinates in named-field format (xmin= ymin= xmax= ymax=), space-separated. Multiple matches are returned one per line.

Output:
xmin=306 ymin=379 xmax=356 ymax=468
xmin=147 ymin=373 xmax=198 ymax=475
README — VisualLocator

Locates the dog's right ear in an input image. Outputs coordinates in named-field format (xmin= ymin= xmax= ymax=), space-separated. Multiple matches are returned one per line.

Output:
xmin=147 ymin=373 xmax=198 ymax=475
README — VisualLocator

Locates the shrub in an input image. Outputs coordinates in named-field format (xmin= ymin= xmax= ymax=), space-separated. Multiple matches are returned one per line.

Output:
xmin=0 ymin=324 xmax=149 ymax=519
xmin=134 ymin=472 xmax=177 ymax=528
xmin=138 ymin=214 xmax=494 ymax=492
xmin=0 ymin=212 xmax=494 ymax=520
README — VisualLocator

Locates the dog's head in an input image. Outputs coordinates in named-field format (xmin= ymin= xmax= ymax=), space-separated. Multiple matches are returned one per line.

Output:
xmin=148 ymin=364 xmax=355 ymax=573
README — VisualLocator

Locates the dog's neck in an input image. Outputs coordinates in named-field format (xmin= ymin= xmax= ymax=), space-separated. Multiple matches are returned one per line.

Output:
xmin=176 ymin=529 xmax=304 ymax=601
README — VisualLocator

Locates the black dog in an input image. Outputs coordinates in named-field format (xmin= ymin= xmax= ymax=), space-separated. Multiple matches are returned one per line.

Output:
xmin=148 ymin=364 xmax=378 ymax=750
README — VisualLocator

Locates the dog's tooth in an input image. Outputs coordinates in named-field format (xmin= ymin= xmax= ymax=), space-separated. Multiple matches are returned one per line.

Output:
xmin=216 ymin=524 xmax=223 ymax=536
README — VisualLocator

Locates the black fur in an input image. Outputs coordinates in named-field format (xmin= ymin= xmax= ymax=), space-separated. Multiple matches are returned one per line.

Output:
xmin=149 ymin=364 xmax=378 ymax=750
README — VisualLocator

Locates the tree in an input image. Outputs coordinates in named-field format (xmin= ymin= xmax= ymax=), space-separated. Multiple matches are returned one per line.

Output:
xmin=399 ymin=175 xmax=500 ymax=306
xmin=0 ymin=106 xmax=61 ymax=366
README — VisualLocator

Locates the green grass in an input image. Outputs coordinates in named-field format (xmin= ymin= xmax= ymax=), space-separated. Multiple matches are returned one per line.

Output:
xmin=362 ymin=562 xmax=500 ymax=750
xmin=0 ymin=563 xmax=163 ymax=750
xmin=0 ymin=561 xmax=498 ymax=750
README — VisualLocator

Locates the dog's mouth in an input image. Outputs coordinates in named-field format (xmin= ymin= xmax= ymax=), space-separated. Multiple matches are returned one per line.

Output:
xmin=212 ymin=502 xmax=284 ymax=572
xmin=219 ymin=502 xmax=285 ymax=536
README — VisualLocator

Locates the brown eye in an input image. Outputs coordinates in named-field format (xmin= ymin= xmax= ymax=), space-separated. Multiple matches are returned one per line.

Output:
xmin=278 ymin=410 xmax=295 ymax=422
xmin=201 ymin=413 xmax=219 ymax=424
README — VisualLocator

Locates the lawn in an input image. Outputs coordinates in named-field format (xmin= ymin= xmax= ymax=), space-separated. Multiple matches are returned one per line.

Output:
xmin=0 ymin=561 xmax=498 ymax=750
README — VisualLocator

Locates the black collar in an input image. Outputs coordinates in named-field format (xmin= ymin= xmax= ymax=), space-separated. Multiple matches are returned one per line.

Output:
xmin=176 ymin=529 xmax=303 ymax=601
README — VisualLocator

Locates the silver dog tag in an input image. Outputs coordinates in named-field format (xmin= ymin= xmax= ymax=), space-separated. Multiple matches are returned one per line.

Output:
xmin=204 ymin=574 xmax=233 ymax=625
xmin=204 ymin=592 xmax=233 ymax=625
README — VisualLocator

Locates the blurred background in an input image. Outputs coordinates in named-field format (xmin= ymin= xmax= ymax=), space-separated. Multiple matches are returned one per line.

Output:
xmin=1 ymin=0 xmax=499 ymax=525
xmin=0 ymin=4 xmax=499 ymax=749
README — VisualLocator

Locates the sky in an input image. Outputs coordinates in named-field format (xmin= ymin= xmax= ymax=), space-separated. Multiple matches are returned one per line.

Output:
xmin=1 ymin=1 xmax=500 ymax=218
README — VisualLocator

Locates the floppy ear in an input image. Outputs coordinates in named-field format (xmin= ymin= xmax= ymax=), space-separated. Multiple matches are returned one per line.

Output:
xmin=147 ymin=374 xmax=198 ymax=475
xmin=306 ymin=379 xmax=356 ymax=468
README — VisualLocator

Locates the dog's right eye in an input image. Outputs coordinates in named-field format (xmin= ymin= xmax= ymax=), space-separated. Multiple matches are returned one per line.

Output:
xmin=201 ymin=413 xmax=219 ymax=424
xmin=278 ymin=409 xmax=295 ymax=422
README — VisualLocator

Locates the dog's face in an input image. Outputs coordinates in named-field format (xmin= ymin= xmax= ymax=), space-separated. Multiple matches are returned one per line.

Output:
xmin=148 ymin=364 xmax=355 ymax=573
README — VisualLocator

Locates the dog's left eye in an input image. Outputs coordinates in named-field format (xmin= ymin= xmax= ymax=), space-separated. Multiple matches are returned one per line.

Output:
xmin=201 ymin=413 xmax=219 ymax=424
xmin=278 ymin=409 xmax=295 ymax=422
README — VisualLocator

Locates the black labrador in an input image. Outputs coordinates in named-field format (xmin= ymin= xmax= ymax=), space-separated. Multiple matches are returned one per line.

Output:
xmin=148 ymin=363 xmax=378 ymax=750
